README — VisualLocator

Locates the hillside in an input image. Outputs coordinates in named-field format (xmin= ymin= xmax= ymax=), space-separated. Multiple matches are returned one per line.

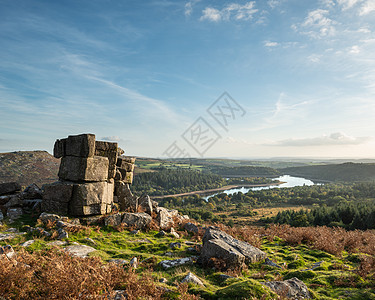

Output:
xmin=280 ymin=162 xmax=375 ymax=182
xmin=0 ymin=151 xmax=59 ymax=188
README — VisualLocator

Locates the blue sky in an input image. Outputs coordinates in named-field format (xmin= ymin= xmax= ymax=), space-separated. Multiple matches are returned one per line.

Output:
xmin=1 ymin=0 xmax=375 ymax=158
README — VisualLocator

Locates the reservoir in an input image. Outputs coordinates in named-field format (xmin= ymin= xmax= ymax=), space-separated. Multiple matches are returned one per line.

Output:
xmin=204 ymin=175 xmax=316 ymax=200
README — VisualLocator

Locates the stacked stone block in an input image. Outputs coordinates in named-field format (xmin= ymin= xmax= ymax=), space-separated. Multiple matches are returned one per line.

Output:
xmin=114 ymin=156 xmax=136 ymax=211
xmin=42 ymin=134 xmax=117 ymax=216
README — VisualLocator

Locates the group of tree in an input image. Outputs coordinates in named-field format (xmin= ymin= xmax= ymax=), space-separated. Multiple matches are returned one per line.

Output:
xmin=272 ymin=200 xmax=375 ymax=230
xmin=206 ymin=165 xmax=280 ymax=176
xmin=280 ymin=162 xmax=375 ymax=182
xmin=132 ymin=168 xmax=224 ymax=195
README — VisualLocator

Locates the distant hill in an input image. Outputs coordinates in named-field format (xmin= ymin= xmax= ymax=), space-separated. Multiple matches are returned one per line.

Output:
xmin=0 ymin=151 xmax=59 ymax=188
xmin=280 ymin=162 xmax=375 ymax=182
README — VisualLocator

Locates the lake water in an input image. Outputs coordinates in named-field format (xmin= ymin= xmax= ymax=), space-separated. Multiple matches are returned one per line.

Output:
xmin=204 ymin=175 xmax=316 ymax=200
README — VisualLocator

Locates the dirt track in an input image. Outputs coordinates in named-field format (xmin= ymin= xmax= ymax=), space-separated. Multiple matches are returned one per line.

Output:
xmin=151 ymin=182 xmax=283 ymax=199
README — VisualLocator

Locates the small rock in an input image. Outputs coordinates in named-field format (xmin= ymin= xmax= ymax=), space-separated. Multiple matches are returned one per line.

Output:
xmin=47 ymin=241 xmax=67 ymax=246
xmin=138 ymin=195 xmax=153 ymax=215
xmin=108 ymin=259 xmax=129 ymax=265
xmin=21 ymin=240 xmax=35 ymax=247
xmin=130 ymin=229 xmax=139 ymax=235
xmin=159 ymin=257 xmax=195 ymax=269
xmin=84 ymin=237 xmax=96 ymax=245
xmin=112 ymin=290 xmax=127 ymax=300
xmin=57 ymin=228 xmax=68 ymax=240
xmin=169 ymin=242 xmax=181 ymax=249
xmin=169 ymin=228 xmax=180 ymax=239
xmin=39 ymin=212 xmax=61 ymax=224
xmin=0 ymin=211 xmax=3 ymax=221
xmin=130 ymin=257 xmax=138 ymax=269
xmin=181 ymin=272 xmax=204 ymax=286
xmin=64 ymin=245 xmax=96 ymax=258
xmin=155 ymin=230 xmax=166 ymax=237
xmin=263 ymin=277 xmax=311 ymax=299
xmin=184 ymin=222 xmax=199 ymax=234
xmin=164 ymin=252 xmax=173 ymax=257
xmin=7 ymin=207 xmax=23 ymax=220
xmin=0 ymin=245 xmax=16 ymax=259
xmin=4 ymin=195 xmax=22 ymax=208
xmin=218 ymin=274 xmax=234 ymax=281
xmin=264 ymin=258 xmax=282 ymax=269
xmin=159 ymin=278 xmax=168 ymax=283
xmin=5 ymin=228 xmax=18 ymax=233
xmin=22 ymin=183 xmax=42 ymax=199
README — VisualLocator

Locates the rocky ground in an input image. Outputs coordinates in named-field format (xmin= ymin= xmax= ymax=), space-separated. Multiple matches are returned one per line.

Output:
xmin=1 ymin=211 xmax=374 ymax=299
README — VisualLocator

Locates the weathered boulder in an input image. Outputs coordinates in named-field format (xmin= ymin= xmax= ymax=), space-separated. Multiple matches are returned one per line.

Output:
xmin=22 ymin=183 xmax=42 ymax=199
xmin=64 ymin=244 xmax=96 ymax=258
xmin=198 ymin=227 xmax=266 ymax=268
xmin=159 ymin=257 xmax=195 ymax=269
xmin=104 ymin=213 xmax=123 ymax=227
xmin=121 ymin=212 xmax=152 ymax=230
xmin=58 ymin=156 xmax=109 ymax=182
xmin=138 ymin=195 xmax=153 ymax=215
xmin=181 ymin=272 xmax=204 ymax=286
xmin=4 ymin=195 xmax=22 ymax=208
xmin=42 ymin=181 xmax=74 ymax=215
xmin=21 ymin=240 xmax=35 ymax=247
xmin=65 ymin=134 xmax=95 ymax=158
xmin=38 ymin=212 xmax=62 ymax=224
xmin=70 ymin=204 xmax=109 ymax=216
xmin=70 ymin=181 xmax=113 ymax=207
xmin=53 ymin=138 xmax=67 ymax=158
xmin=184 ymin=222 xmax=199 ymax=234
xmin=0 ymin=245 xmax=16 ymax=260
xmin=116 ymin=181 xmax=137 ymax=212
xmin=263 ymin=277 xmax=311 ymax=299
xmin=157 ymin=207 xmax=179 ymax=230
xmin=116 ymin=156 xmax=136 ymax=167
xmin=0 ymin=182 xmax=21 ymax=196
xmin=7 ymin=207 xmax=23 ymax=220
xmin=117 ymin=170 xmax=133 ymax=184
xmin=95 ymin=141 xmax=118 ymax=179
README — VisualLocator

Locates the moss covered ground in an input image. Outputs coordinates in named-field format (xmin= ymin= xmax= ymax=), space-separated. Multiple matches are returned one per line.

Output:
xmin=1 ymin=215 xmax=374 ymax=299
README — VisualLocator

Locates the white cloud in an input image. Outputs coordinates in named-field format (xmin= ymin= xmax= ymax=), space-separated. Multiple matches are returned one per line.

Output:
xmin=320 ymin=0 xmax=336 ymax=7
xmin=200 ymin=7 xmax=222 ymax=21
xmin=359 ymin=0 xmax=375 ymax=15
xmin=297 ymin=9 xmax=336 ymax=38
xmin=185 ymin=0 xmax=201 ymax=16
xmin=101 ymin=136 xmax=126 ymax=142
xmin=337 ymin=0 xmax=361 ymax=10
xmin=349 ymin=45 xmax=361 ymax=54
xmin=200 ymin=1 xmax=258 ymax=22
xmin=267 ymin=132 xmax=371 ymax=147
xmin=308 ymin=54 xmax=322 ymax=62
xmin=264 ymin=41 xmax=279 ymax=47
xmin=268 ymin=0 xmax=281 ymax=9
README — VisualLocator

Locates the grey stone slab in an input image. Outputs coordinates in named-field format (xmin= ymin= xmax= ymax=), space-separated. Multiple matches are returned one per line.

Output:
xmin=58 ymin=156 xmax=109 ymax=182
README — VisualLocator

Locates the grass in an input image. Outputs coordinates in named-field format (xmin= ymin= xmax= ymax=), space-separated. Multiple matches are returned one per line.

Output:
xmin=1 ymin=215 xmax=375 ymax=299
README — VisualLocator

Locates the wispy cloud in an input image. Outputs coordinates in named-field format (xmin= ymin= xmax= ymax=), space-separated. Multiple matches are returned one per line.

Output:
xmin=297 ymin=9 xmax=336 ymax=38
xmin=266 ymin=132 xmax=371 ymax=147
xmin=359 ymin=0 xmax=375 ymax=15
xmin=336 ymin=0 xmax=361 ymax=10
xmin=101 ymin=136 xmax=126 ymax=142
xmin=200 ymin=1 xmax=258 ymax=22
xmin=264 ymin=41 xmax=279 ymax=47
xmin=185 ymin=0 xmax=201 ymax=16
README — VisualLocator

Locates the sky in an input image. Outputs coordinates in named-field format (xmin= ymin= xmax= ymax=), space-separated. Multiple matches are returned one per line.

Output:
xmin=1 ymin=0 xmax=375 ymax=159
